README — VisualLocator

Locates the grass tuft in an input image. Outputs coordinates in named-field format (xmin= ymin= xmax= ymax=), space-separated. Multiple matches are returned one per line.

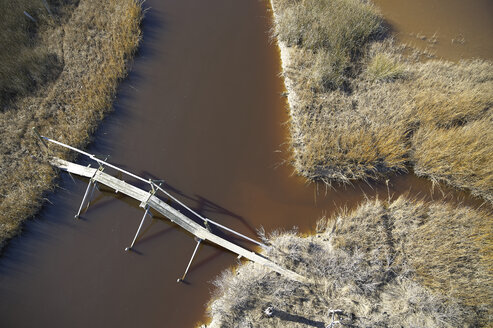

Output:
xmin=274 ymin=0 xmax=385 ymax=91
xmin=276 ymin=0 xmax=385 ymax=55
xmin=365 ymin=52 xmax=405 ymax=81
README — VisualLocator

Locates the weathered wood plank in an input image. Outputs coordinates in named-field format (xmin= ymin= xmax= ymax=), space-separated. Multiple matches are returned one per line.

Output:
xmin=51 ymin=157 xmax=307 ymax=283
xmin=51 ymin=157 xmax=96 ymax=178
xmin=94 ymin=171 xmax=149 ymax=202
xmin=53 ymin=158 xmax=150 ymax=202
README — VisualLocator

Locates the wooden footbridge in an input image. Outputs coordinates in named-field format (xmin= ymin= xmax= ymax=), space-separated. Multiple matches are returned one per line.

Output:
xmin=36 ymin=132 xmax=306 ymax=283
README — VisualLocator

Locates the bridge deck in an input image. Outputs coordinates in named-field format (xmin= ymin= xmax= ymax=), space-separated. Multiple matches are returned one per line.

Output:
xmin=52 ymin=157 xmax=307 ymax=283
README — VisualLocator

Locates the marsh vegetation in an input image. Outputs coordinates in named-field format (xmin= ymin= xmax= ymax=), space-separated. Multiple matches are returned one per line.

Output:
xmin=203 ymin=0 xmax=492 ymax=326
xmin=0 ymin=0 xmax=142 ymax=250
xmin=205 ymin=197 xmax=492 ymax=327
xmin=272 ymin=0 xmax=493 ymax=204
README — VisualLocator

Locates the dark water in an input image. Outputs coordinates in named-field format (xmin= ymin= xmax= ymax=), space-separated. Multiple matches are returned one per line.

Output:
xmin=373 ymin=0 xmax=493 ymax=61
xmin=0 ymin=1 xmax=487 ymax=327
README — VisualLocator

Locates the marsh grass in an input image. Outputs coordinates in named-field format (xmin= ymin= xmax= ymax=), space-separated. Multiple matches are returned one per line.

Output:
xmin=365 ymin=52 xmax=405 ymax=81
xmin=204 ymin=2 xmax=493 ymax=326
xmin=204 ymin=197 xmax=492 ymax=327
xmin=0 ymin=0 xmax=79 ymax=109
xmin=271 ymin=0 xmax=493 ymax=204
xmin=412 ymin=121 xmax=493 ymax=204
xmin=0 ymin=0 xmax=142 ymax=250
xmin=275 ymin=0 xmax=385 ymax=91
xmin=276 ymin=0 xmax=384 ymax=54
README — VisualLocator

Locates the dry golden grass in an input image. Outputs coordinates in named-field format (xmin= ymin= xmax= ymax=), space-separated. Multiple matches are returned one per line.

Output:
xmin=0 ymin=0 xmax=78 ymax=109
xmin=275 ymin=0 xmax=384 ymax=53
xmin=365 ymin=52 xmax=405 ymax=82
xmin=412 ymin=121 xmax=493 ymax=204
xmin=204 ymin=3 xmax=493 ymax=326
xmin=203 ymin=197 xmax=492 ymax=327
xmin=0 ymin=0 xmax=142 ymax=250
xmin=275 ymin=0 xmax=384 ymax=91
xmin=270 ymin=0 xmax=493 ymax=204
xmin=331 ymin=197 xmax=492 ymax=312
xmin=405 ymin=60 xmax=493 ymax=202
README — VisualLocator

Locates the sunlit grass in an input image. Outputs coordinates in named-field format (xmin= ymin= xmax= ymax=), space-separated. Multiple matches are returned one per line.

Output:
xmin=0 ymin=0 xmax=143 ymax=249
xmin=204 ymin=197 xmax=492 ymax=327
xmin=365 ymin=52 xmax=405 ymax=81
xmin=270 ymin=0 xmax=493 ymax=204
xmin=0 ymin=0 xmax=77 ymax=109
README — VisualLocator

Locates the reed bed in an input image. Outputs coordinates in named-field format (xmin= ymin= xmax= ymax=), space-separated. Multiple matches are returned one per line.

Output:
xmin=203 ymin=197 xmax=492 ymax=327
xmin=0 ymin=0 xmax=142 ymax=250
xmin=270 ymin=0 xmax=493 ymax=204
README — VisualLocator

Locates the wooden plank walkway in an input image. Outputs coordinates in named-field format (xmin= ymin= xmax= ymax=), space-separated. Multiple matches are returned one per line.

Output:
xmin=51 ymin=157 xmax=307 ymax=283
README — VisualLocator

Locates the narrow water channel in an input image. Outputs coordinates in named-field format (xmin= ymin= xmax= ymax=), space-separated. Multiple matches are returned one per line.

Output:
xmin=0 ymin=1 xmax=488 ymax=327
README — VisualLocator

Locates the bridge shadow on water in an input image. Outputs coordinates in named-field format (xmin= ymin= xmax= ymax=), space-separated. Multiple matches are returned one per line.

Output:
xmin=61 ymin=156 xmax=492 ymax=283
xmin=68 ymin=165 xmax=263 ymax=261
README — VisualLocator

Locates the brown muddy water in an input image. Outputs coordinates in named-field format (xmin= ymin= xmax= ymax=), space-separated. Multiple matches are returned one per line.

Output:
xmin=373 ymin=0 xmax=493 ymax=61
xmin=0 ymin=1 xmax=488 ymax=328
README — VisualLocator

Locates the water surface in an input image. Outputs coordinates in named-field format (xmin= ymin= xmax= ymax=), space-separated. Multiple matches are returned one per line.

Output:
xmin=373 ymin=0 xmax=493 ymax=60
xmin=0 ymin=1 xmax=488 ymax=327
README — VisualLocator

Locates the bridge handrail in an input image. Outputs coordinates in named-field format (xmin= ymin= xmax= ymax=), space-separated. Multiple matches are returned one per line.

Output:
xmin=41 ymin=135 xmax=267 ymax=249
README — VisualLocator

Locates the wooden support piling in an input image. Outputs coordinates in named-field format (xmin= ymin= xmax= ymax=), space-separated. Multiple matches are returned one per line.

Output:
xmin=125 ymin=206 xmax=151 ymax=251
xmin=75 ymin=180 xmax=93 ymax=219
xmin=87 ymin=182 xmax=98 ymax=209
xmin=177 ymin=238 xmax=202 ymax=283
xmin=50 ymin=156 xmax=307 ymax=283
